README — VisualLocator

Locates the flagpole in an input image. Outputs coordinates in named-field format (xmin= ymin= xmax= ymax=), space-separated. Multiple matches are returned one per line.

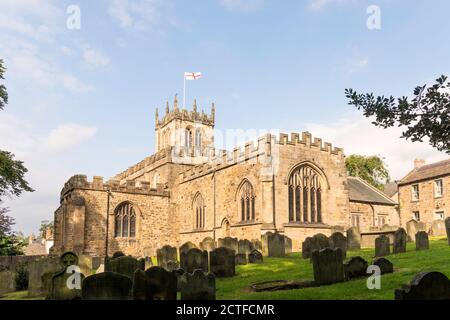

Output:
xmin=183 ymin=74 xmax=186 ymax=109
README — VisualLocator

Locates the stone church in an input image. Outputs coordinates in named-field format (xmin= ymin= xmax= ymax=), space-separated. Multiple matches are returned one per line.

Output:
xmin=51 ymin=95 xmax=398 ymax=258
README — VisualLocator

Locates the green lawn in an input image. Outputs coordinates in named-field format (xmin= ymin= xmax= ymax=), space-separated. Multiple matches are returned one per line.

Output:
xmin=217 ymin=237 xmax=450 ymax=300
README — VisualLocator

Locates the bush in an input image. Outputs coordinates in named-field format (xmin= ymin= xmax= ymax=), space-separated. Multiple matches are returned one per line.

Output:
xmin=15 ymin=263 xmax=29 ymax=291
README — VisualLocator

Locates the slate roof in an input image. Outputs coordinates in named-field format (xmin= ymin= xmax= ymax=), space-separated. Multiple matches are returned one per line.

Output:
xmin=348 ymin=177 xmax=397 ymax=206
xmin=399 ymin=159 xmax=450 ymax=185
xmin=383 ymin=182 xmax=398 ymax=198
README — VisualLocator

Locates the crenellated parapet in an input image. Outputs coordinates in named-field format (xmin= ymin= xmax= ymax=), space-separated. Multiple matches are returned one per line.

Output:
xmin=60 ymin=174 xmax=169 ymax=202
xmin=274 ymin=131 xmax=344 ymax=155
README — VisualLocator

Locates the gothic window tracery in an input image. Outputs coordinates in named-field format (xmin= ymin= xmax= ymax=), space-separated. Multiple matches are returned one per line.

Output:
xmin=194 ymin=193 xmax=205 ymax=229
xmin=114 ymin=202 xmax=137 ymax=238
xmin=238 ymin=180 xmax=255 ymax=222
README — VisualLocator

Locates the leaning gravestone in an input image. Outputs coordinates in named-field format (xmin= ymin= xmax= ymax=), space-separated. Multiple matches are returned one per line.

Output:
xmin=248 ymin=250 xmax=263 ymax=264
xmin=346 ymin=227 xmax=361 ymax=250
xmin=105 ymin=256 xmax=143 ymax=280
xmin=267 ymin=233 xmax=285 ymax=257
xmin=330 ymin=232 xmax=347 ymax=258
xmin=302 ymin=234 xmax=330 ymax=259
xmin=238 ymin=239 xmax=254 ymax=255
xmin=28 ymin=256 xmax=63 ymax=298
xmin=180 ymin=270 xmax=216 ymax=300
xmin=344 ymin=256 xmax=368 ymax=280
xmin=395 ymin=272 xmax=450 ymax=300
xmin=179 ymin=242 xmax=198 ymax=257
xmin=157 ymin=245 xmax=178 ymax=270
xmin=430 ymin=220 xmax=446 ymax=236
xmin=218 ymin=237 xmax=238 ymax=252
xmin=235 ymin=254 xmax=247 ymax=265
xmin=415 ymin=231 xmax=429 ymax=251
xmin=393 ymin=228 xmax=407 ymax=254
xmin=133 ymin=266 xmax=177 ymax=300
xmin=373 ymin=258 xmax=393 ymax=274
xmin=406 ymin=220 xmax=427 ymax=242
xmin=180 ymin=248 xmax=208 ymax=274
xmin=82 ymin=272 xmax=132 ymax=300
xmin=199 ymin=237 xmax=216 ymax=252
xmin=210 ymin=247 xmax=235 ymax=278
xmin=311 ymin=248 xmax=345 ymax=286
xmin=446 ymin=217 xmax=450 ymax=245
xmin=285 ymin=236 xmax=293 ymax=254
xmin=375 ymin=235 xmax=391 ymax=257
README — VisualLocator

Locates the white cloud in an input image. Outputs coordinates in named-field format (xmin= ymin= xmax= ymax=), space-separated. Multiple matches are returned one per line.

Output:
xmin=108 ymin=0 xmax=164 ymax=31
xmin=303 ymin=113 xmax=448 ymax=180
xmin=44 ymin=124 xmax=98 ymax=152
xmin=219 ymin=0 xmax=266 ymax=12
xmin=83 ymin=48 xmax=110 ymax=67
xmin=308 ymin=0 xmax=353 ymax=12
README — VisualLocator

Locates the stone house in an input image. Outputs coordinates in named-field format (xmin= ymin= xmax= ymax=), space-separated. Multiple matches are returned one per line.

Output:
xmin=51 ymin=96 xmax=400 ymax=257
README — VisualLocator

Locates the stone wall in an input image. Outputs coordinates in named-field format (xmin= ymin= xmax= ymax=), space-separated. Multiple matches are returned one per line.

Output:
xmin=349 ymin=201 xmax=399 ymax=233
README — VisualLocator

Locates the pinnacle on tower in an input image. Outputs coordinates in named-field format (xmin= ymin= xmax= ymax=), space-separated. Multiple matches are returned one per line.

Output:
xmin=193 ymin=99 xmax=197 ymax=113
xmin=155 ymin=107 xmax=159 ymax=122
xmin=165 ymin=101 xmax=169 ymax=114
xmin=211 ymin=102 xmax=216 ymax=121
xmin=174 ymin=94 xmax=179 ymax=110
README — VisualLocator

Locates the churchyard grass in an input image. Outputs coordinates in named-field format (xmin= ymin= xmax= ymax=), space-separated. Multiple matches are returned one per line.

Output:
xmin=0 ymin=291 xmax=44 ymax=300
xmin=217 ymin=237 xmax=450 ymax=300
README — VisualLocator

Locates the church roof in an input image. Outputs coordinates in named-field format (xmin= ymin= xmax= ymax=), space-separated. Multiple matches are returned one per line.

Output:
xmin=383 ymin=181 xmax=398 ymax=197
xmin=348 ymin=177 xmax=397 ymax=206
xmin=399 ymin=159 xmax=450 ymax=186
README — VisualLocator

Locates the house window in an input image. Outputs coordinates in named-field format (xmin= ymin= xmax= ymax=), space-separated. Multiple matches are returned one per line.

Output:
xmin=413 ymin=211 xmax=421 ymax=221
xmin=351 ymin=214 xmax=361 ymax=228
xmin=114 ymin=203 xmax=137 ymax=238
xmin=435 ymin=211 xmax=445 ymax=220
xmin=435 ymin=179 xmax=443 ymax=198
xmin=238 ymin=180 xmax=255 ymax=222
xmin=412 ymin=184 xmax=420 ymax=201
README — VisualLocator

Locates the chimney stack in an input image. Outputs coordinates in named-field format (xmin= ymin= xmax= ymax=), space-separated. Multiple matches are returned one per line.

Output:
xmin=414 ymin=159 xmax=426 ymax=169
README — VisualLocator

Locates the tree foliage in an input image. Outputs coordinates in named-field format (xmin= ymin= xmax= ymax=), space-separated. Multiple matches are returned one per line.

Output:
xmin=345 ymin=155 xmax=390 ymax=190
xmin=39 ymin=221 xmax=54 ymax=239
xmin=0 ymin=59 xmax=7 ymax=110
xmin=0 ymin=150 xmax=34 ymax=199
xmin=345 ymin=75 xmax=450 ymax=154
xmin=0 ymin=207 xmax=25 ymax=256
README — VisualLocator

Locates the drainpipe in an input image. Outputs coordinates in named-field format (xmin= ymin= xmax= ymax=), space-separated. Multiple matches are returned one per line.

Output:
xmin=213 ymin=169 xmax=217 ymax=241
xmin=105 ymin=189 xmax=112 ymax=257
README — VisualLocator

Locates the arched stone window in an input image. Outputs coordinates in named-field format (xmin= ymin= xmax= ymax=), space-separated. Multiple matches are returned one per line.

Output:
xmin=185 ymin=127 xmax=193 ymax=149
xmin=151 ymin=172 xmax=160 ymax=189
xmin=288 ymin=165 xmax=323 ymax=223
xmin=238 ymin=180 xmax=255 ymax=222
xmin=195 ymin=128 xmax=202 ymax=149
xmin=114 ymin=202 xmax=136 ymax=238
xmin=193 ymin=193 xmax=205 ymax=230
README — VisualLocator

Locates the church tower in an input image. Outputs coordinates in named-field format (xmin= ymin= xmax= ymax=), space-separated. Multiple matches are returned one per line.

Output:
xmin=155 ymin=95 xmax=215 ymax=154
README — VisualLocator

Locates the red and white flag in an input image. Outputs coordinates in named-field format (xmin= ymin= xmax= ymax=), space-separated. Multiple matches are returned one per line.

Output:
xmin=184 ymin=72 xmax=202 ymax=80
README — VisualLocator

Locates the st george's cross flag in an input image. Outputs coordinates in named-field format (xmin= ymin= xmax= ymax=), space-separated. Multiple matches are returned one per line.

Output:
xmin=184 ymin=72 xmax=202 ymax=80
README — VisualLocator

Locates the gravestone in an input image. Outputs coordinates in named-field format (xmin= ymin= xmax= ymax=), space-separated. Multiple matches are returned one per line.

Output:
xmin=248 ymin=250 xmax=263 ymax=264
xmin=218 ymin=237 xmax=238 ymax=252
xmin=49 ymin=267 xmax=85 ymax=300
xmin=105 ymin=256 xmax=143 ymax=279
xmin=344 ymin=256 xmax=368 ymax=280
xmin=302 ymin=234 xmax=330 ymax=259
xmin=235 ymin=253 xmax=247 ymax=265
xmin=173 ymin=268 xmax=185 ymax=292
xmin=180 ymin=270 xmax=216 ymax=300
xmin=82 ymin=272 xmax=132 ymax=300
xmin=446 ymin=217 xmax=450 ymax=245
xmin=395 ymin=272 xmax=450 ymax=300
xmin=267 ymin=233 xmax=285 ymax=257
xmin=375 ymin=235 xmax=391 ymax=257
xmin=28 ymin=256 xmax=62 ymax=298
xmin=157 ymin=245 xmax=178 ymax=270
xmin=430 ymin=220 xmax=446 ymax=236
xmin=393 ymin=228 xmax=407 ymax=254
xmin=144 ymin=256 xmax=153 ymax=270
xmin=373 ymin=258 xmax=393 ymax=274
xmin=0 ymin=271 xmax=15 ymax=295
xmin=210 ymin=247 xmax=235 ymax=278
xmin=179 ymin=242 xmax=198 ymax=257
xmin=415 ymin=231 xmax=429 ymax=251
xmin=180 ymin=248 xmax=208 ymax=274
xmin=252 ymin=239 xmax=262 ymax=251
xmin=311 ymin=248 xmax=345 ymax=286
xmin=199 ymin=237 xmax=216 ymax=252
xmin=166 ymin=261 xmax=180 ymax=272
xmin=132 ymin=266 xmax=177 ymax=300
xmin=330 ymin=232 xmax=347 ymax=258
xmin=346 ymin=227 xmax=361 ymax=250
xmin=285 ymin=236 xmax=293 ymax=254
xmin=112 ymin=251 xmax=125 ymax=259
xmin=406 ymin=220 xmax=427 ymax=242
xmin=238 ymin=239 xmax=254 ymax=255
xmin=261 ymin=232 xmax=273 ymax=256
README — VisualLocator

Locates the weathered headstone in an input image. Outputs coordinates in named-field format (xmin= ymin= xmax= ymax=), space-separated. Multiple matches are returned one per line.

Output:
xmin=252 ymin=239 xmax=262 ymax=251
xmin=179 ymin=242 xmax=198 ymax=257
xmin=0 ymin=271 xmax=15 ymax=295
xmin=311 ymin=248 xmax=345 ymax=286
xmin=446 ymin=217 xmax=450 ymax=245
xmin=238 ymin=239 xmax=254 ymax=255
xmin=302 ymin=233 xmax=330 ymax=259
xmin=393 ymin=228 xmax=407 ymax=254
xmin=375 ymin=235 xmax=391 ymax=257
xmin=132 ymin=266 xmax=177 ymax=300
xmin=346 ymin=227 xmax=361 ymax=250
xmin=330 ymin=232 xmax=347 ymax=258
xmin=210 ymin=247 xmax=235 ymax=278
xmin=180 ymin=248 xmax=208 ymax=274
xmin=430 ymin=220 xmax=446 ymax=236
xmin=105 ymin=256 xmax=143 ymax=279
xmin=395 ymin=272 xmax=450 ymax=300
xmin=166 ymin=260 xmax=180 ymax=272
xmin=157 ymin=245 xmax=178 ymax=270
xmin=235 ymin=254 xmax=247 ymax=265
xmin=180 ymin=270 xmax=216 ymax=300
xmin=28 ymin=256 xmax=62 ymax=298
xmin=112 ymin=251 xmax=125 ymax=259
xmin=48 ymin=267 xmax=85 ymax=300
xmin=344 ymin=256 xmax=368 ymax=280
xmin=173 ymin=268 xmax=185 ymax=292
xmin=267 ymin=233 xmax=285 ymax=257
xmin=144 ymin=256 xmax=153 ymax=270
xmin=261 ymin=232 xmax=273 ymax=256
xmin=406 ymin=219 xmax=427 ymax=242
xmin=373 ymin=258 xmax=393 ymax=274
xmin=248 ymin=250 xmax=263 ymax=264
xmin=218 ymin=237 xmax=238 ymax=252
xmin=199 ymin=237 xmax=216 ymax=252
xmin=285 ymin=236 xmax=293 ymax=254
xmin=82 ymin=272 xmax=132 ymax=300
xmin=415 ymin=231 xmax=429 ymax=251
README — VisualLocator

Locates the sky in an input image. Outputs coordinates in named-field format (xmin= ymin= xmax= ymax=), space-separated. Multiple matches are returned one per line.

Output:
xmin=0 ymin=0 xmax=449 ymax=235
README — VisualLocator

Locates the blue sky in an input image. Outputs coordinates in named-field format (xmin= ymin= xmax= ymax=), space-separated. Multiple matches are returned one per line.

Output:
xmin=0 ymin=0 xmax=448 ymax=234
